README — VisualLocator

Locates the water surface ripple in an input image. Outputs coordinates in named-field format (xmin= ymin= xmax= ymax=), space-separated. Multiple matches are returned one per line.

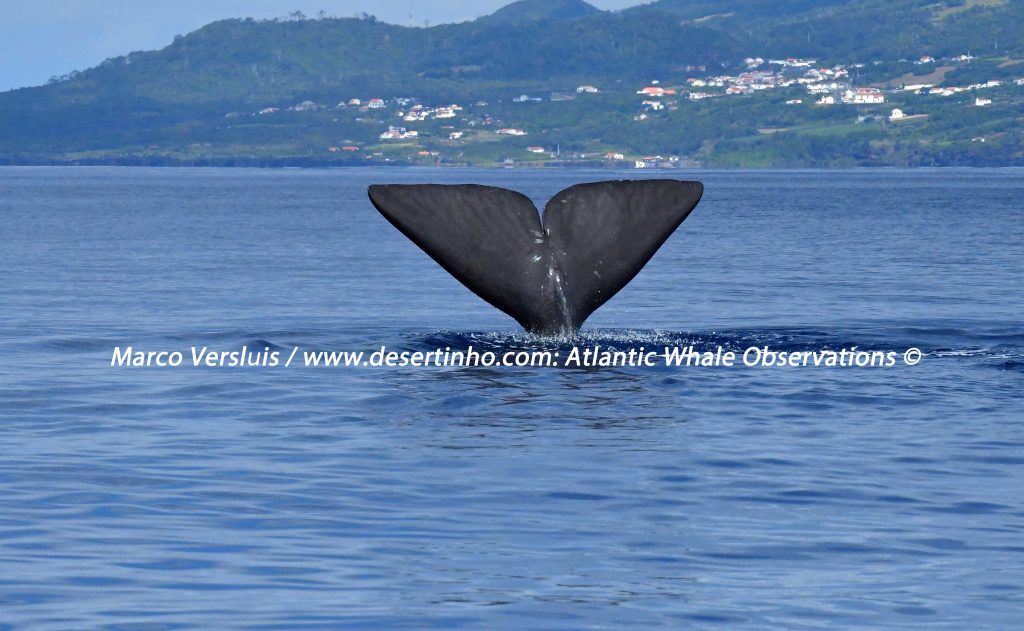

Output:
xmin=1 ymin=167 xmax=1022 ymax=628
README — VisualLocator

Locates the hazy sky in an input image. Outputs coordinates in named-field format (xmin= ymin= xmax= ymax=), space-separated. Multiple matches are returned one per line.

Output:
xmin=0 ymin=0 xmax=648 ymax=92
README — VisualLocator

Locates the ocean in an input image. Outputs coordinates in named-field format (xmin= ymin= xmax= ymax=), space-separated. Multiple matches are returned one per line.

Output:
xmin=1 ymin=166 xmax=1022 ymax=628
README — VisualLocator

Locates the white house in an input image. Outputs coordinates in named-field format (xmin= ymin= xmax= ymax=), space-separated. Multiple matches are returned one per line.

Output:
xmin=842 ymin=88 xmax=885 ymax=104
xmin=379 ymin=125 xmax=418 ymax=140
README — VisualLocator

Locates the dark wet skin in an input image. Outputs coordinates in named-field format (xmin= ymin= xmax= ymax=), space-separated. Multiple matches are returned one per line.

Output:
xmin=368 ymin=180 xmax=703 ymax=336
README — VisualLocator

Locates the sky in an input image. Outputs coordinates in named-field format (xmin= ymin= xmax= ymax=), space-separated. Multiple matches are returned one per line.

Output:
xmin=0 ymin=0 xmax=647 ymax=92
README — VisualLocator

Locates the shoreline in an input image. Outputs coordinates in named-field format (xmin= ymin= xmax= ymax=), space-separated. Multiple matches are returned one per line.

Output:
xmin=2 ymin=160 xmax=1023 ymax=171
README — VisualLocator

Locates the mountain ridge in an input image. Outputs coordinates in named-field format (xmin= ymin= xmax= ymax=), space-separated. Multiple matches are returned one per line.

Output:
xmin=477 ymin=0 xmax=603 ymax=25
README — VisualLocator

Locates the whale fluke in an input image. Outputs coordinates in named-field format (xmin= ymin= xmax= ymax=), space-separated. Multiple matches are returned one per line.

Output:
xmin=368 ymin=179 xmax=703 ymax=335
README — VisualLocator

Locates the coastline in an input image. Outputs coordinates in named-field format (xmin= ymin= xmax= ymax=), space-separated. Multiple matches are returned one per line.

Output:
xmin=3 ymin=159 xmax=1024 ymax=170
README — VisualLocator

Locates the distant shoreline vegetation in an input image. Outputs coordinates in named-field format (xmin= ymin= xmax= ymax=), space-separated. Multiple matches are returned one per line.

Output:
xmin=6 ymin=159 xmax=1023 ymax=170
xmin=1 ymin=0 xmax=1021 ymax=168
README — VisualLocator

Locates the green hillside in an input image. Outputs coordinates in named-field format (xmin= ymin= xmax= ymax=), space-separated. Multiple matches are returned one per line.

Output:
xmin=0 ymin=0 xmax=1021 ymax=167
xmin=634 ymin=0 xmax=1024 ymax=60
xmin=478 ymin=0 xmax=603 ymax=25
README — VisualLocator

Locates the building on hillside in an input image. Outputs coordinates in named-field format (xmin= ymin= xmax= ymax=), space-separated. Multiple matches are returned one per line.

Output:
xmin=380 ymin=126 xmax=418 ymax=140
xmin=637 ymin=86 xmax=676 ymax=97
xmin=842 ymin=88 xmax=885 ymax=104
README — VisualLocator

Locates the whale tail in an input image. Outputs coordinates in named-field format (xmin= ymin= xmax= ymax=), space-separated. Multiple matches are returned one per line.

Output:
xmin=368 ymin=179 xmax=703 ymax=335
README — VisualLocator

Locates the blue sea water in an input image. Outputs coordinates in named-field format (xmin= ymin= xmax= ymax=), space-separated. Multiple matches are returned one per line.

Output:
xmin=0 ymin=166 xmax=1022 ymax=629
